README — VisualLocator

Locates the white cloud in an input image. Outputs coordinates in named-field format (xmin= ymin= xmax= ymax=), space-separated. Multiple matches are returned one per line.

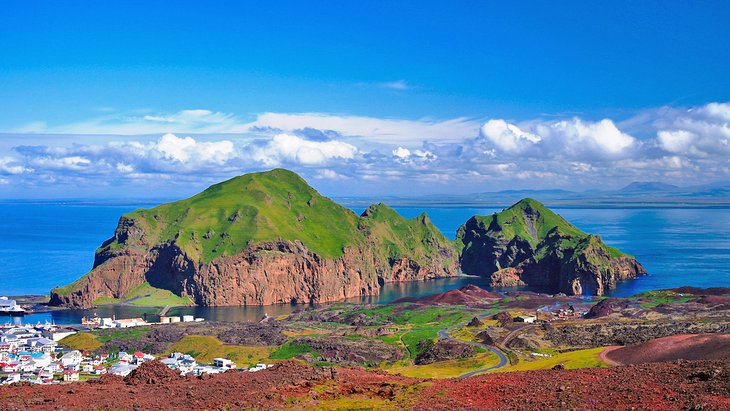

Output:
xmin=252 ymin=133 xmax=357 ymax=166
xmin=479 ymin=117 xmax=636 ymax=160
xmin=652 ymin=102 xmax=730 ymax=157
xmin=379 ymin=80 xmax=410 ymax=90
xmin=392 ymin=147 xmax=411 ymax=158
xmin=248 ymin=112 xmax=481 ymax=144
xmin=480 ymin=119 xmax=541 ymax=155
xmin=30 ymin=156 xmax=91 ymax=171
xmin=157 ymin=133 xmax=234 ymax=164
xmin=315 ymin=169 xmax=349 ymax=180
xmin=3 ymin=102 xmax=730 ymax=195
xmin=0 ymin=157 xmax=31 ymax=175
xmin=12 ymin=109 xmax=481 ymax=146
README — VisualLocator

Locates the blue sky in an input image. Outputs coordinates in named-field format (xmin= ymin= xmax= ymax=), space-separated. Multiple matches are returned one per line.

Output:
xmin=1 ymin=1 xmax=729 ymax=198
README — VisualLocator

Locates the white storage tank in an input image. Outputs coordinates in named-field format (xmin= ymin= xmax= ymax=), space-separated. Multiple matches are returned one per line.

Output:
xmin=182 ymin=315 xmax=194 ymax=322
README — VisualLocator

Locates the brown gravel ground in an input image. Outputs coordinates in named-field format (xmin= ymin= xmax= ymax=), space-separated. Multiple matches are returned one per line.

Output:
xmin=0 ymin=359 xmax=728 ymax=410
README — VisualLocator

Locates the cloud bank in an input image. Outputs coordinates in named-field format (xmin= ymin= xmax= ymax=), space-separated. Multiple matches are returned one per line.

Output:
xmin=2 ymin=102 xmax=729 ymax=197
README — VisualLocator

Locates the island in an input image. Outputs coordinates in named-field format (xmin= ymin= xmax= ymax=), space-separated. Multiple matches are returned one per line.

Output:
xmin=456 ymin=198 xmax=646 ymax=295
xmin=50 ymin=170 xmax=647 ymax=308
xmin=49 ymin=169 xmax=458 ymax=308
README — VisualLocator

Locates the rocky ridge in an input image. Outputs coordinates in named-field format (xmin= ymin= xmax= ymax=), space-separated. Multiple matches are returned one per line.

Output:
xmin=456 ymin=198 xmax=646 ymax=295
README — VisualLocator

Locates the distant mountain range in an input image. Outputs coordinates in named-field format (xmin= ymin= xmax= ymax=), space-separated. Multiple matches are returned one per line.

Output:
xmin=338 ymin=181 xmax=730 ymax=208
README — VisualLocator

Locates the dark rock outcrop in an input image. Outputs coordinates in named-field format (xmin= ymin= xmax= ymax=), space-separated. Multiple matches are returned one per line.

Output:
xmin=414 ymin=340 xmax=476 ymax=365
xmin=456 ymin=198 xmax=646 ymax=296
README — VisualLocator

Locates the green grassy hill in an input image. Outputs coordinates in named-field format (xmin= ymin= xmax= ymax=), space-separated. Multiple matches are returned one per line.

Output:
xmin=51 ymin=168 xmax=457 ymax=307
xmin=113 ymin=168 xmax=363 ymax=263
xmin=456 ymin=198 xmax=643 ymax=295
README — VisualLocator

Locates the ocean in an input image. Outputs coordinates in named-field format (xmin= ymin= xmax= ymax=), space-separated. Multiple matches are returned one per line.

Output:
xmin=1 ymin=201 xmax=728 ymax=324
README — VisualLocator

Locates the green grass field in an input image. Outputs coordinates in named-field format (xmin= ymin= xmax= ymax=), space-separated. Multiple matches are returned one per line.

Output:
xmin=92 ymin=282 xmax=193 ymax=307
xmin=269 ymin=341 xmax=316 ymax=360
xmin=495 ymin=347 xmax=609 ymax=372
xmin=386 ymin=351 xmax=500 ymax=378
xmin=165 ymin=335 xmax=274 ymax=366
xmin=59 ymin=332 xmax=103 ymax=351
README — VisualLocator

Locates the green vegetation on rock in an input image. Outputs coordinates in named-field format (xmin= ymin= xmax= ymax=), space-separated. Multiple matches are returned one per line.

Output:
xmin=456 ymin=198 xmax=645 ymax=295
xmin=51 ymin=168 xmax=457 ymax=307
xmin=92 ymin=282 xmax=193 ymax=307
xmin=114 ymin=168 xmax=362 ymax=262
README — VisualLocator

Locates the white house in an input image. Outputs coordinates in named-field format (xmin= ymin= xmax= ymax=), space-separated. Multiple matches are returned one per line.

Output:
xmin=63 ymin=369 xmax=80 ymax=382
xmin=59 ymin=350 xmax=83 ymax=367
xmin=112 ymin=318 xmax=147 ymax=328
xmin=515 ymin=315 xmax=537 ymax=324
xmin=213 ymin=358 xmax=236 ymax=370
xmin=38 ymin=368 xmax=54 ymax=380
xmin=4 ymin=373 xmax=21 ymax=384
xmin=27 ymin=337 xmax=58 ymax=352
xmin=109 ymin=363 xmax=136 ymax=377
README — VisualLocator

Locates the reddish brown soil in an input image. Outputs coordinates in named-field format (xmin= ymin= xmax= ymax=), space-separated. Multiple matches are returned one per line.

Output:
xmin=606 ymin=333 xmax=730 ymax=365
xmin=1 ymin=360 xmax=728 ymax=410
xmin=671 ymin=286 xmax=730 ymax=296
xmin=394 ymin=284 xmax=503 ymax=305
xmin=416 ymin=360 xmax=730 ymax=411
xmin=123 ymin=360 xmax=182 ymax=385
xmin=698 ymin=295 xmax=730 ymax=307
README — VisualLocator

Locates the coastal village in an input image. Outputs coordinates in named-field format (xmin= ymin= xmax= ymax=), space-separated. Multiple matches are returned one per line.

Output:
xmin=0 ymin=313 xmax=273 ymax=385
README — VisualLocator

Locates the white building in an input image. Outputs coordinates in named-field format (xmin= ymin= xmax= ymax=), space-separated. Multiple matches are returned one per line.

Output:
xmin=515 ymin=315 xmax=537 ymax=324
xmin=59 ymin=350 xmax=83 ymax=367
xmin=213 ymin=358 xmax=236 ymax=370
xmin=42 ymin=328 xmax=77 ymax=342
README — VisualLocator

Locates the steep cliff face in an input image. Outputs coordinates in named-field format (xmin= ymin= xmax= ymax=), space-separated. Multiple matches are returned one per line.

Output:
xmin=455 ymin=198 xmax=646 ymax=296
xmin=50 ymin=169 xmax=457 ymax=308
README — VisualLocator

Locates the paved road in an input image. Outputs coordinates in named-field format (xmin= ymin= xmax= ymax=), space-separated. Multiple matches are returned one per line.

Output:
xmin=438 ymin=319 xmax=509 ymax=378
xmin=501 ymin=324 xmax=536 ymax=346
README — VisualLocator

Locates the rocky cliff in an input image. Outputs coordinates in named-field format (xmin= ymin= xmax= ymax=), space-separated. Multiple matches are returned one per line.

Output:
xmin=455 ymin=198 xmax=646 ymax=296
xmin=50 ymin=169 xmax=458 ymax=308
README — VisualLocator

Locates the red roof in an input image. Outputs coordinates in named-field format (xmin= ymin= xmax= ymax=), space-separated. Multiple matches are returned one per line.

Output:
xmin=63 ymin=369 xmax=79 ymax=375
xmin=133 ymin=351 xmax=144 ymax=358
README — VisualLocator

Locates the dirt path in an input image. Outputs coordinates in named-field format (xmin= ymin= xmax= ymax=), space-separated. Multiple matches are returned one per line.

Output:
xmin=599 ymin=345 xmax=623 ymax=365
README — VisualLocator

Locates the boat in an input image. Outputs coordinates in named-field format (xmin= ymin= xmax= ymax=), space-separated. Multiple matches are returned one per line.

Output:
xmin=0 ymin=297 xmax=26 ymax=316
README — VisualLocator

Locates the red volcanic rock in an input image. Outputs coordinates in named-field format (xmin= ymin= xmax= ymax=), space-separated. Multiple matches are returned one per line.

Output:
xmin=698 ymin=295 xmax=730 ymax=307
xmin=1 ymin=359 xmax=728 ymax=410
xmin=672 ymin=286 xmax=730 ymax=296
xmin=394 ymin=284 xmax=503 ymax=305
xmin=606 ymin=334 xmax=730 ymax=365
xmin=52 ymin=240 xmax=458 ymax=308
xmin=123 ymin=360 xmax=181 ymax=385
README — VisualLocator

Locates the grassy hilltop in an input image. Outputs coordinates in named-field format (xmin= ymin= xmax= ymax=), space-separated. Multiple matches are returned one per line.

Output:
xmin=51 ymin=168 xmax=457 ymax=307
xmin=456 ymin=198 xmax=642 ymax=295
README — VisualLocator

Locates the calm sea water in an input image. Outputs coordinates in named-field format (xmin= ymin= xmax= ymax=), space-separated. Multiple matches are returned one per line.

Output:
xmin=1 ymin=202 xmax=728 ymax=324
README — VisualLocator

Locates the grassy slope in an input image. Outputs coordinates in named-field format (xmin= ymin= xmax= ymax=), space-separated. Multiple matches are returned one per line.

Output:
xmin=386 ymin=351 xmax=500 ymax=378
xmin=92 ymin=282 xmax=193 ymax=307
xmin=121 ymin=168 xmax=362 ymax=262
xmin=165 ymin=335 xmax=274 ymax=366
xmin=494 ymin=347 xmax=609 ymax=372
xmin=458 ymin=198 xmax=626 ymax=259
xmin=60 ymin=332 xmax=103 ymax=351
xmin=359 ymin=204 xmax=454 ymax=269
xmin=55 ymin=169 xmax=454 ymax=304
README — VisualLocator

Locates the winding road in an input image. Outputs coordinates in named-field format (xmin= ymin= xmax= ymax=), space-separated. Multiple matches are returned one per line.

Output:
xmin=437 ymin=318 xmax=509 ymax=378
